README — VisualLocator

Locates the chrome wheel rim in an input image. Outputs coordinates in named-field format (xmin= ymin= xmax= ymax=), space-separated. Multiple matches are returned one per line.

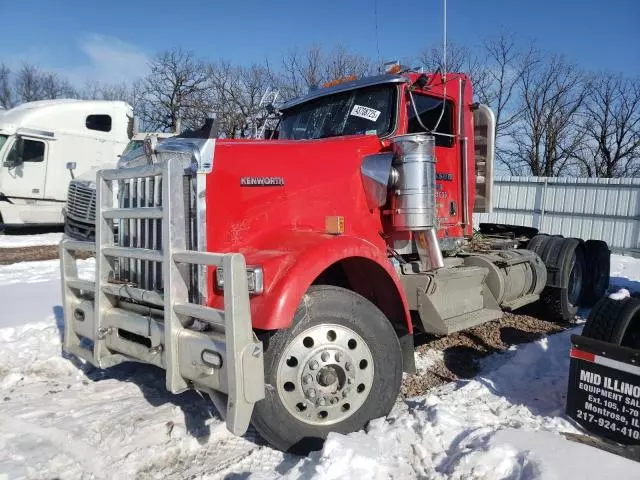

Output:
xmin=276 ymin=324 xmax=374 ymax=426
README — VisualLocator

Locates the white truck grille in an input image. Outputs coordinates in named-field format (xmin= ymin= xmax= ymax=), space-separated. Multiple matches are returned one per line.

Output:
xmin=67 ymin=182 xmax=96 ymax=223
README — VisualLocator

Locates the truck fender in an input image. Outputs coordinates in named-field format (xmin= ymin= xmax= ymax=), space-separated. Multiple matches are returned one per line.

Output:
xmin=247 ymin=233 xmax=412 ymax=335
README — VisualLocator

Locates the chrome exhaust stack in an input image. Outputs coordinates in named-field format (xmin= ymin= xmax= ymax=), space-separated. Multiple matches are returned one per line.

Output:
xmin=389 ymin=133 xmax=444 ymax=271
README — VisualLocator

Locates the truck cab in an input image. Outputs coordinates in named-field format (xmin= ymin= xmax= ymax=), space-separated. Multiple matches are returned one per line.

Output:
xmin=273 ymin=69 xmax=495 ymax=242
xmin=0 ymin=99 xmax=133 ymax=227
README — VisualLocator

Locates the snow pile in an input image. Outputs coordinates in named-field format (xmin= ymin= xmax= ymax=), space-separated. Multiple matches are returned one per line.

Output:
xmin=267 ymin=330 xmax=638 ymax=479
xmin=0 ymin=258 xmax=282 ymax=479
xmin=414 ymin=349 xmax=444 ymax=374
xmin=0 ymin=258 xmax=94 ymax=328
xmin=610 ymin=254 xmax=640 ymax=294
xmin=0 ymin=232 xmax=63 ymax=248
xmin=0 ymin=255 xmax=639 ymax=478
xmin=610 ymin=288 xmax=632 ymax=300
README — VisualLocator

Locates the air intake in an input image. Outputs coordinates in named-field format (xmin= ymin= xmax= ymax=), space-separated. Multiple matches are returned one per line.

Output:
xmin=390 ymin=133 xmax=437 ymax=231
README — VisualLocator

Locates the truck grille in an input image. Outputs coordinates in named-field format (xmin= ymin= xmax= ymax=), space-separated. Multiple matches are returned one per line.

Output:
xmin=114 ymin=174 xmax=198 ymax=300
xmin=67 ymin=182 xmax=96 ymax=223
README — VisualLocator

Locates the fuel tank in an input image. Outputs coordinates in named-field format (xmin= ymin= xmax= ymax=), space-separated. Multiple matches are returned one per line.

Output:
xmin=462 ymin=249 xmax=547 ymax=310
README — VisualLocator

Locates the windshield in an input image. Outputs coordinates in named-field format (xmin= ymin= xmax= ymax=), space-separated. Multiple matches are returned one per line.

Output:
xmin=279 ymin=84 xmax=397 ymax=140
xmin=122 ymin=139 xmax=144 ymax=156
xmin=120 ymin=136 xmax=172 ymax=158
xmin=0 ymin=134 xmax=8 ymax=154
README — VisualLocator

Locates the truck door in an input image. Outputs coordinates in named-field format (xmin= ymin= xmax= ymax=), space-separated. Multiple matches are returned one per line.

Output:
xmin=406 ymin=93 xmax=459 ymax=229
xmin=2 ymin=136 xmax=48 ymax=200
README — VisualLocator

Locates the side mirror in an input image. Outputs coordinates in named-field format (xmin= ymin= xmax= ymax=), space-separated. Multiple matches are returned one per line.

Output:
xmin=66 ymin=161 xmax=77 ymax=179
xmin=3 ymin=138 xmax=24 ymax=168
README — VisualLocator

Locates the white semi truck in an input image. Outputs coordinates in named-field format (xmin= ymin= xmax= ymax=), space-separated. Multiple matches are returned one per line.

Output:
xmin=63 ymin=132 xmax=175 ymax=241
xmin=0 ymin=99 xmax=133 ymax=228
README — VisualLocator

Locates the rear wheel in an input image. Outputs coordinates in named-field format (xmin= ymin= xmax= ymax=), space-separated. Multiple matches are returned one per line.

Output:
xmin=251 ymin=285 xmax=403 ymax=453
xmin=581 ymin=240 xmax=610 ymax=306
xmin=538 ymin=237 xmax=587 ymax=321
xmin=526 ymin=234 xmax=550 ymax=255
xmin=582 ymin=296 xmax=640 ymax=349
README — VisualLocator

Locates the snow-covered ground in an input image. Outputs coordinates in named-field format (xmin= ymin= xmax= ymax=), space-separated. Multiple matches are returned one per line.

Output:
xmin=0 ymin=233 xmax=63 ymax=248
xmin=1 ymin=255 xmax=639 ymax=479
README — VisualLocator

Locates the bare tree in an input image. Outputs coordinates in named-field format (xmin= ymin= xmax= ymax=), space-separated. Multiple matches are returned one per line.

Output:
xmin=418 ymin=35 xmax=537 ymax=171
xmin=209 ymin=61 xmax=277 ymax=138
xmin=205 ymin=62 xmax=240 ymax=137
xmin=505 ymin=54 xmax=588 ymax=176
xmin=574 ymin=74 xmax=640 ymax=177
xmin=137 ymin=49 xmax=212 ymax=132
xmin=323 ymin=46 xmax=370 ymax=84
xmin=14 ymin=64 xmax=45 ymax=103
xmin=279 ymin=45 xmax=324 ymax=100
xmin=477 ymin=35 xmax=533 ymax=140
xmin=82 ymin=80 xmax=129 ymax=100
xmin=3 ymin=64 xmax=78 ymax=105
xmin=234 ymin=63 xmax=278 ymax=137
xmin=278 ymin=45 xmax=371 ymax=101
xmin=0 ymin=64 xmax=12 ymax=108
xmin=418 ymin=41 xmax=486 ymax=85
xmin=40 ymin=72 xmax=77 ymax=99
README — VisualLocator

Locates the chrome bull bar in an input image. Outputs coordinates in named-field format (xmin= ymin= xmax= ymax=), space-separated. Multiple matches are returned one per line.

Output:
xmin=59 ymin=156 xmax=264 ymax=436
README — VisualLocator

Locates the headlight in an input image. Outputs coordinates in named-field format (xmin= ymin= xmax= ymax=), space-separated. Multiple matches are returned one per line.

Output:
xmin=215 ymin=266 xmax=264 ymax=295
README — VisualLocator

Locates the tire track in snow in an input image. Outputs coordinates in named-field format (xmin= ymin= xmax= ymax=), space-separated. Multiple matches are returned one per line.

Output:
xmin=0 ymin=413 xmax=112 ymax=479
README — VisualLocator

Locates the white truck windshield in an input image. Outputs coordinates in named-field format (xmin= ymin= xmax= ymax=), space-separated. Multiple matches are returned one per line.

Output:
xmin=279 ymin=84 xmax=397 ymax=140
xmin=122 ymin=140 xmax=144 ymax=156
xmin=0 ymin=134 xmax=8 ymax=153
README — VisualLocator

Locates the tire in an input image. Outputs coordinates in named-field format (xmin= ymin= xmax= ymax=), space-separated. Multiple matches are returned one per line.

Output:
xmin=540 ymin=238 xmax=587 ymax=321
xmin=527 ymin=234 xmax=550 ymax=255
xmin=251 ymin=285 xmax=403 ymax=453
xmin=581 ymin=240 xmax=611 ymax=306
xmin=581 ymin=296 xmax=640 ymax=349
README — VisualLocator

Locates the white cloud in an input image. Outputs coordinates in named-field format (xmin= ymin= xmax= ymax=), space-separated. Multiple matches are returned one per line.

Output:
xmin=65 ymin=34 xmax=150 ymax=86
xmin=1 ymin=34 xmax=150 ymax=87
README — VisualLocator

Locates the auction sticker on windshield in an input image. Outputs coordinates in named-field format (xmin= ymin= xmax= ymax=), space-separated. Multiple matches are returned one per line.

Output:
xmin=350 ymin=105 xmax=381 ymax=122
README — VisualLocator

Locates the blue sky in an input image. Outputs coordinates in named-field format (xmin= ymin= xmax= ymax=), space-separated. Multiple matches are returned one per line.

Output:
xmin=0 ymin=0 xmax=638 ymax=85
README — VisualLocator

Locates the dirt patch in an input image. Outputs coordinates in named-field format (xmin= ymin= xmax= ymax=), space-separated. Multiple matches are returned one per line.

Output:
xmin=400 ymin=311 xmax=573 ymax=398
xmin=0 ymin=245 xmax=60 ymax=264
xmin=0 ymin=245 xmax=93 ymax=265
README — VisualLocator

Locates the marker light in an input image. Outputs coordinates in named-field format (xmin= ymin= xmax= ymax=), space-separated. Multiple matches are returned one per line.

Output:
xmin=215 ymin=266 xmax=264 ymax=295
xmin=322 ymin=75 xmax=357 ymax=88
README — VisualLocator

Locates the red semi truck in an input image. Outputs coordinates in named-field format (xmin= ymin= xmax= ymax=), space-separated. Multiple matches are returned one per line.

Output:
xmin=60 ymin=66 xmax=611 ymax=452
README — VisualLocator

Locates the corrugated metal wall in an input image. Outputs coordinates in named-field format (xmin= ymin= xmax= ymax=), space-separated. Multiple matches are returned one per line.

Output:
xmin=474 ymin=177 xmax=640 ymax=257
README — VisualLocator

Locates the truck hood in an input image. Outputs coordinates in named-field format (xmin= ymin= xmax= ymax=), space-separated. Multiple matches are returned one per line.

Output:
xmin=118 ymin=134 xmax=389 ymax=173
xmin=73 ymin=164 xmax=117 ymax=184
xmin=205 ymin=134 xmax=388 ymax=247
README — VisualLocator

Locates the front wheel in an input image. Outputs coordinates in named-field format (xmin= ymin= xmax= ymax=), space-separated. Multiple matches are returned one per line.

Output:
xmin=251 ymin=285 xmax=403 ymax=453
